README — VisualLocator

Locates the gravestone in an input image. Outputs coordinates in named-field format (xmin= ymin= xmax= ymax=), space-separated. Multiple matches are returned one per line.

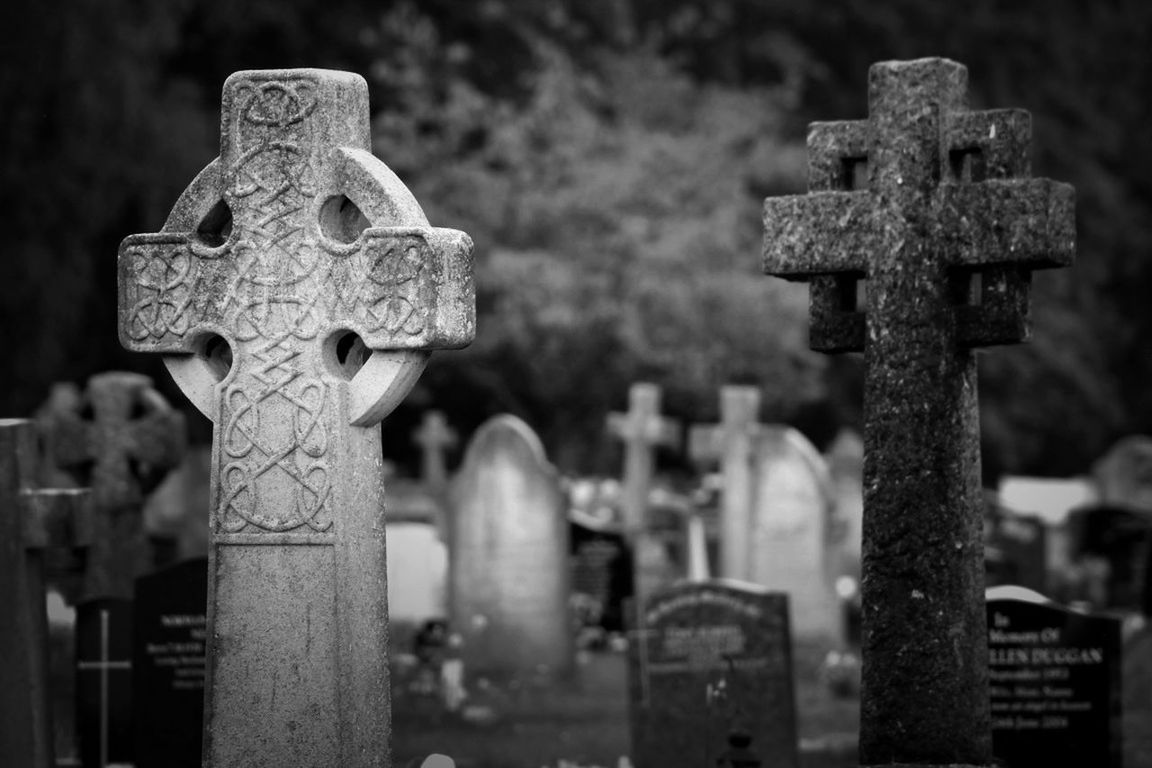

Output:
xmin=117 ymin=68 xmax=475 ymax=766
xmin=985 ymin=508 xmax=1049 ymax=594
xmin=1122 ymin=624 xmax=1152 ymax=768
xmin=825 ymin=428 xmax=863 ymax=582
xmin=626 ymin=581 xmax=798 ymax=768
xmin=685 ymin=511 xmax=710 ymax=582
xmin=0 ymin=419 xmax=92 ymax=768
xmin=448 ymin=415 xmax=572 ymax=678
xmin=763 ymin=57 xmax=1075 ymax=764
xmin=387 ymin=521 xmax=448 ymax=625
xmin=75 ymin=598 xmax=133 ymax=767
xmin=986 ymin=585 xmax=1121 ymax=768
xmin=38 ymin=371 xmax=186 ymax=600
xmin=133 ymin=557 xmax=208 ymax=768
xmin=1093 ymin=435 xmax=1152 ymax=513
xmin=747 ymin=426 xmax=840 ymax=639
xmin=688 ymin=386 xmax=761 ymax=581
xmin=414 ymin=410 xmax=457 ymax=492
xmin=608 ymin=383 xmax=681 ymax=604
xmin=570 ymin=522 xmax=632 ymax=634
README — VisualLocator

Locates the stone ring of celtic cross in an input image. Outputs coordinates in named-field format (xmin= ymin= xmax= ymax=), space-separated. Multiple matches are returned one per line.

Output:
xmin=120 ymin=70 xmax=475 ymax=429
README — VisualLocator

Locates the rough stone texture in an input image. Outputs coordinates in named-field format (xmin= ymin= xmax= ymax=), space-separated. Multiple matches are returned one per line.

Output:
xmin=448 ymin=415 xmax=572 ymax=678
xmin=37 ymin=371 xmax=185 ymax=599
xmin=117 ymin=69 xmax=475 ymax=767
xmin=688 ymin=386 xmax=761 ymax=581
xmin=626 ymin=581 xmax=798 ymax=768
xmin=607 ymin=383 xmax=681 ymax=604
xmin=0 ymin=419 xmax=92 ymax=768
xmin=762 ymin=58 xmax=1075 ymax=766
xmin=747 ymin=426 xmax=840 ymax=640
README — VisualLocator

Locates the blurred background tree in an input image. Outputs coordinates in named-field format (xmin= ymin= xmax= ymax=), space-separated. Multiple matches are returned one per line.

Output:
xmin=2 ymin=0 xmax=1147 ymax=480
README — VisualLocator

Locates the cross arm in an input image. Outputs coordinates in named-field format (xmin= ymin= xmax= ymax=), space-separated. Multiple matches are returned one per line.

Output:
xmin=124 ymin=390 xmax=187 ymax=480
xmin=944 ymin=109 xmax=1031 ymax=179
xmin=763 ymin=192 xmax=875 ymax=353
xmin=118 ymin=233 xmax=202 ymax=353
xmin=21 ymin=488 xmax=92 ymax=550
xmin=762 ymin=191 xmax=875 ymax=279
xmin=342 ymin=226 xmax=475 ymax=351
xmin=936 ymin=179 xmax=1075 ymax=269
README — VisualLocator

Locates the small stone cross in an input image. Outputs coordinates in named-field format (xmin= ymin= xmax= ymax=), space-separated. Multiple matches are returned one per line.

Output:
xmin=117 ymin=69 xmax=475 ymax=767
xmin=688 ymin=386 xmax=761 ymax=581
xmin=762 ymin=58 xmax=1074 ymax=766
xmin=0 ymin=419 xmax=92 ymax=768
xmin=607 ymin=383 xmax=680 ymax=602
xmin=413 ymin=409 xmax=457 ymax=490
xmin=38 ymin=371 xmax=185 ymax=599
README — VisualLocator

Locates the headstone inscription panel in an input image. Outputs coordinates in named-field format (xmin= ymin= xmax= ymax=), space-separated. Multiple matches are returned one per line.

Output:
xmin=987 ymin=585 xmax=1122 ymax=768
xmin=133 ymin=557 xmax=208 ymax=768
xmin=76 ymin=597 xmax=133 ymax=768
xmin=626 ymin=581 xmax=798 ymax=768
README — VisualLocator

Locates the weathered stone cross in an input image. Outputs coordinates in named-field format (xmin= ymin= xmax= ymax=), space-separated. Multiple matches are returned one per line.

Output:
xmin=38 ymin=371 xmax=185 ymax=599
xmin=763 ymin=59 xmax=1074 ymax=766
xmin=607 ymin=382 xmax=680 ymax=602
xmin=688 ymin=385 xmax=762 ymax=581
xmin=118 ymin=69 xmax=475 ymax=767
xmin=0 ymin=419 xmax=92 ymax=768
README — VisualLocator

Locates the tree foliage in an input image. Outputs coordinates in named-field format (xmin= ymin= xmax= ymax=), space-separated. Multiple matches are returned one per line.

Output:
xmin=2 ymin=1 xmax=1148 ymax=477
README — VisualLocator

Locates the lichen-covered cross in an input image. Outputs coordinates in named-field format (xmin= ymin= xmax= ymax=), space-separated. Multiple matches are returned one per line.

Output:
xmin=762 ymin=59 xmax=1074 ymax=766
xmin=117 ymin=69 xmax=474 ymax=767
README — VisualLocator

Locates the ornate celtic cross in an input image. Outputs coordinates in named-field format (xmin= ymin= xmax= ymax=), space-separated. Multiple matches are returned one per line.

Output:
xmin=763 ymin=59 xmax=1074 ymax=765
xmin=118 ymin=69 xmax=474 ymax=767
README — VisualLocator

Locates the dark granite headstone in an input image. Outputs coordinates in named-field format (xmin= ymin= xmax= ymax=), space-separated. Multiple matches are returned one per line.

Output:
xmin=133 ymin=557 xmax=208 ymax=768
xmin=626 ymin=581 xmax=797 ymax=768
xmin=986 ymin=510 xmax=1049 ymax=594
xmin=987 ymin=585 xmax=1122 ymax=768
xmin=571 ymin=525 xmax=632 ymax=633
xmin=75 ymin=597 xmax=133 ymax=767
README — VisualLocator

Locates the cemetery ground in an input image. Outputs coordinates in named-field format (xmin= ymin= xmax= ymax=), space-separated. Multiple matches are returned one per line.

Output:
xmin=391 ymin=638 xmax=859 ymax=768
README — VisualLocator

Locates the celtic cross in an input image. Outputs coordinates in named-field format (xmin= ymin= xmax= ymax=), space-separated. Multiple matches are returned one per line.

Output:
xmin=763 ymin=59 xmax=1074 ymax=766
xmin=38 ymin=371 xmax=185 ymax=599
xmin=118 ymin=69 xmax=474 ymax=767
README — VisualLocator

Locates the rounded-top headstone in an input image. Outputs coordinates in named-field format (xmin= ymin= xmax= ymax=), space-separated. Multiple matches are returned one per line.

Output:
xmin=448 ymin=414 xmax=573 ymax=677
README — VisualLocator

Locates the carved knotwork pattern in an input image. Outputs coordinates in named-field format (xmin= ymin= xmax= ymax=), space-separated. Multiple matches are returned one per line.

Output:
xmin=215 ymin=77 xmax=332 ymax=534
xmin=120 ymin=75 xmax=469 ymax=535
xmin=123 ymin=243 xmax=195 ymax=341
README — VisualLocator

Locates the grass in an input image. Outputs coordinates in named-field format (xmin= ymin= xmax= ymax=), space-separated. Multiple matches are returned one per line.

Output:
xmin=391 ymin=639 xmax=859 ymax=768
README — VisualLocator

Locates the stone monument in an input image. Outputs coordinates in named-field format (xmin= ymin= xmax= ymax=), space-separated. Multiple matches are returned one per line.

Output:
xmin=762 ymin=58 xmax=1075 ymax=765
xmin=117 ymin=69 xmax=475 ymax=767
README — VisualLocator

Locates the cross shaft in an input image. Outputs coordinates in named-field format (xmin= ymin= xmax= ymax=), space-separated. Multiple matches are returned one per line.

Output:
xmin=761 ymin=58 xmax=1075 ymax=766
